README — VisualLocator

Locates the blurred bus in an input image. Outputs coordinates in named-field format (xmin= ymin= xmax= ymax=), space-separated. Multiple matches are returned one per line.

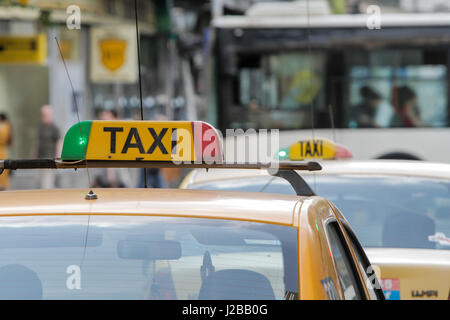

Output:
xmin=205 ymin=2 xmax=450 ymax=161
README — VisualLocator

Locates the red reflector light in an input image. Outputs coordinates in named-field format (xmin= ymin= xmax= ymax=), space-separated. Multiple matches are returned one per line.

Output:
xmin=334 ymin=144 xmax=353 ymax=159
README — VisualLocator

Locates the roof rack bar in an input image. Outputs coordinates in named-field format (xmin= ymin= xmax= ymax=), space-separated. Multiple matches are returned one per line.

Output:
xmin=1 ymin=159 xmax=57 ymax=171
xmin=268 ymin=169 xmax=316 ymax=197
xmin=0 ymin=159 xmax=322 ymax=172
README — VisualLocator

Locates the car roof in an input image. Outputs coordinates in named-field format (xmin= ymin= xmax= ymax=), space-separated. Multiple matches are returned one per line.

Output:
xmin=184 ymin=160 xmax=450 ymax=186
xmin=0 ymin=188 xmax=304 ymax=227
xmin=365 ymin=248 xmax=450 ymax=267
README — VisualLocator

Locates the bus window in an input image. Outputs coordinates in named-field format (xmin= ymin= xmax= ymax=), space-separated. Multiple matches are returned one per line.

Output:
xmin=228 ymin=52 xmax=326 ymax=130
xmin=214 ymin=24 xmax=450 ymax=138
xmin=347 ymin=50 xmax=448 ymax=129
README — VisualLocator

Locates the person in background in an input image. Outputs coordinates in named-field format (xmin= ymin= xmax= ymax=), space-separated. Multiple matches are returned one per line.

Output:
xmin=391 ymin=86 xmax=426 ymax=127
xmin=138 ymin=168 xmax=168 ymax=189
xmin=98 ymin=109 xmax=119 ymax=122
xmin=0 ymin=113 xmax=12 ymax=190
xmin=92 ymin=109 xmax=133 ymax=188
xmin=37 ymin=105 xmax=61 ymax=189
xmin=352 ymin=86 xmax=382 ymax=128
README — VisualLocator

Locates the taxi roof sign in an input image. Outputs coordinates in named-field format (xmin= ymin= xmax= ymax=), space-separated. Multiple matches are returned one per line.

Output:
xmin=278 ymin=138 xmax=352 ymax=161
xmin=0 ymin=120 xmax=322 ymax=173
xmin=61 ymin=120 xmax=223 ymax=163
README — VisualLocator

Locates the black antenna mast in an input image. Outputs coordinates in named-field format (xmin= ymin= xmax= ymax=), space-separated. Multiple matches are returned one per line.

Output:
xmin=306 ymin=0 xmax=315 ymax=140
xmin=55 ymin=37 xmax=96 ymax=200
xmin=135 ymin=0 xmax=148 ymax=188
xmin=306 ymin=0 xmax=317 ymax=191
xmin=55 ymin=37 xmax=95 ymax=270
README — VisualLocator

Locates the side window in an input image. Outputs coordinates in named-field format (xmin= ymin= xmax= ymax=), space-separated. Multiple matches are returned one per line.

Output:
xmin=343 ymin=223 xmax=384 ymax=300
xmin=346 ymin=49 xmax=448 ymax=129
xmin=326 ymin=222 xmax=364 ymax=300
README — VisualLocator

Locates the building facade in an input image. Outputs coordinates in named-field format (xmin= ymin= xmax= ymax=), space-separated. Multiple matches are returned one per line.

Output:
xmin=0 ymin=0 xmax=158 ymax=158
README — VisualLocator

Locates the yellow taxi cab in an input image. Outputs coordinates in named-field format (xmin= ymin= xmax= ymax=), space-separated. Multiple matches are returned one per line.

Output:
xmin=181 ymin=138 xmax=450 ymax=300
xmin=0 ymin=121 xmax=383 ymax=300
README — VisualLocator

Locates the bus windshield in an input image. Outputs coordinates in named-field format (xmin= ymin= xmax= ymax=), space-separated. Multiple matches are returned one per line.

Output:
xmin=213 ymin=26 xmax=449 ymax=132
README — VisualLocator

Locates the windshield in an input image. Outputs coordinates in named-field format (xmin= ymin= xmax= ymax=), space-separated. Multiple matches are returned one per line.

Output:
xmin=0 ymin=216 xmax=298 ymax=300
xmin=190 ymin=175 xmax=450 ymax=251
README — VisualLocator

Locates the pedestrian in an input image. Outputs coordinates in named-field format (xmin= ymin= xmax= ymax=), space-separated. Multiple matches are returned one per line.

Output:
xmin=138 ymin=168 xmax=168 ymax=189
xmin=0 ymin=113 xmax=12 ymax=190
xmin=36 ymin=105 xmax=61 ymax=189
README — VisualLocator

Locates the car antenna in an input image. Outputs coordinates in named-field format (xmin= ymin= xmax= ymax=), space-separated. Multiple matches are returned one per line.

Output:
xmin=135 ymin=0 xmax=148 ymax=189
xmin=306 ymin=0 xmax=315 ymax=140
xmin=306 ymin=0 xmax=317 ymax=191
xmin=329 ymin=104 xmax=337 ymax=143
xmin=55 ymin=37 xmax=97 ymax=200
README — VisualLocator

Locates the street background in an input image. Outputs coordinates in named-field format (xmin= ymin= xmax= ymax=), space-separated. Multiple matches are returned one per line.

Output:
xmin=1 ymin=0 xmax=450 ymax=189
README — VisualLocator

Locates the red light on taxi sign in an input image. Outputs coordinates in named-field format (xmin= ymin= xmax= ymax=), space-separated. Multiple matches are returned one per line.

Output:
xmin=334 ymin=144 xmax=353 ymax=160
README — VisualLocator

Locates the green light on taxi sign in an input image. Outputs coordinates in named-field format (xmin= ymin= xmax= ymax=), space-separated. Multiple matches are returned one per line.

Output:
xmin=61 ymin=121 xmax=92 ymax=161
xmin=277 ymin=148 xmax=289 ymax=160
